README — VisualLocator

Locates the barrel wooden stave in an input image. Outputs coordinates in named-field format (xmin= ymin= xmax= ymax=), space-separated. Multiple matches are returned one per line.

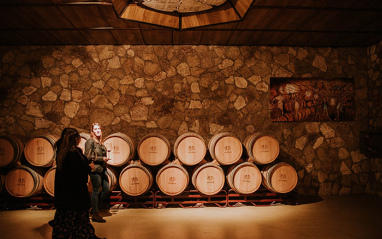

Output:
xmin=208 ymin=132 xmax=242 ymax=165
xmin=0 ymin=135 xmax=24 ymax=168
xmin=192 ymin=162 xmax=225 ymax=195
xmin=156 ymin=163 xmax=189 ymax=196
xmin=24 ymin=134 xmax=58 ymax=167
xmin=174 ymin=133 xmax=206 ymax=166
xmin=137 ymin=134 xmax=170 ymax=166
xmin=5 ymin=165 xmax=44 ymax=197
xmin=43 ymin=166 xmax=56 ymax=197
xmin=227 ymin=162 xmax=262 ymax=194
xmin=104 ymin=132 xmax=136 ymax=167
xmin=244 ymin=133 xmax=279 ymax=165
xmin=261 ymin=162 xmax=298 ymax=194
xmin=119 ymin=162 xmax=153 ymax=196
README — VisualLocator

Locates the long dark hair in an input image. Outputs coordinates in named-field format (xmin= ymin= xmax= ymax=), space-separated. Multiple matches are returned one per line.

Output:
xmin=55 ymin=128 xmax=80 ymax=170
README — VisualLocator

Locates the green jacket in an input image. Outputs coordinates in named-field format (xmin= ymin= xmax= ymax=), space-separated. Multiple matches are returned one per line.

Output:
xmin=84 ymin=138 xmax=107 ymax=173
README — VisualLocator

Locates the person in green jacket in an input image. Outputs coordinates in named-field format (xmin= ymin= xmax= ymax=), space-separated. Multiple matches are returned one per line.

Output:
xmin=85 ymin=123 xmax=110 ymax=223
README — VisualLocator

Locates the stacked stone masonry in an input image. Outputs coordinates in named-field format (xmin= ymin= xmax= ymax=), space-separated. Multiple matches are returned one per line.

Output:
xmin=0 ymin=44 xmax=381 ymax=197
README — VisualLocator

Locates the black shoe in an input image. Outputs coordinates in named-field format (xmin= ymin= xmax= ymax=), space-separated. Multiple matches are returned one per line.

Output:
xmin=48 ymin=219 xmax=55 ymax=227
xmin=92 ymin=213 xmax=106 ymax=223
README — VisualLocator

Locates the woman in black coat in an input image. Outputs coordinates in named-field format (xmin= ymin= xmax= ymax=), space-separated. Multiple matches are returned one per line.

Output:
xmin=53 ymin=127 xmax=105 ymax=239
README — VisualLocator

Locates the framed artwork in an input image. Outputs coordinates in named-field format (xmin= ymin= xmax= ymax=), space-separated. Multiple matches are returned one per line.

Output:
xmin=270 ymin=77 xmax=355 ymax=122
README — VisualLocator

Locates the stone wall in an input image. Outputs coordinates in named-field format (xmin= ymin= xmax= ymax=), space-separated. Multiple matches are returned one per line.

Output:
xmin=0 ymin=45 xmax=379 ymax=196
xmin=367 ymin=42 xmax=382 ymax=197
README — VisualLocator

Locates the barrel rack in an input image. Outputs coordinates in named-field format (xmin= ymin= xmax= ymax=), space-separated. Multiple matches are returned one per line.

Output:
xmin=100 ymin=187 xmax=298 ymax=209
xmin=1 ymin=186 xmax=298 ymax=210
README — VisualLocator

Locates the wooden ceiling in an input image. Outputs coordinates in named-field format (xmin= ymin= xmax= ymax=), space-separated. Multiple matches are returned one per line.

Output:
xmin=0 ymin=0 xmax=382 ymax=47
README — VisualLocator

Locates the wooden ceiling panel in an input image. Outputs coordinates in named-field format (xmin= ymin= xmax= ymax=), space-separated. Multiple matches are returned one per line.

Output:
xmin=48 ymin=30 xmax=90 ymax=44
xmin=99 ymin=5 xmax=141 ymax=29
xmin=252 ymin=0 xmax=328 ymax=8
xmin=282 ymin=32 xmax=350 ymax=47
xmin=235 ymin=8 xmax=282 ymax=29
xmin=173 ymin=31 xmax=203 ymax=45
xmin=0 ymin=7 xmax=42 ymax=29
xmin=299 ymin=10 xmax=379 ymax=32
xmin=110 ymin=29 xmax=145 ymax=44
xmin=199 ymin=30 xmax=232 ymax=45
xmin=0 ymin=0 xmax=381 ymax=47
xmin=266 ymin=8 xmax=319 ymax=30
xmin=79 ymin=29 xmax=118 ymax=45
xmin=227 ymin=31 xmax=263 ymax=45
xmin=22 ymin=6 xmax=75 ymax=29
xmin=17 ymin=30 xmax=61 ymax=45
xmin=141 ymin=30 xmax=173 ymax=45
xmin=0 ymin=31 xmax=32 ymax=45
xmin=252 ymin=0 xmax=382 ymax=9
xmin=57 ymin=5 xmax=110 ymax=28
xmin=181 ymin=3 xmax=241 ymax=29
xmin=182 ymin=22 xmax=238 ymax=30
xmin=252 ymin=31 xmax=293 ymax=46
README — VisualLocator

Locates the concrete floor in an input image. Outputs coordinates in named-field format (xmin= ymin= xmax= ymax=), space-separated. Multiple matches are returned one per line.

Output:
xmin=0 ymin=195 xmax=381 ymax=239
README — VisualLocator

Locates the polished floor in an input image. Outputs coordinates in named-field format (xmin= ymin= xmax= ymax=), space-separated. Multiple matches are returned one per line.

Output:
xmin=0 ymin=195 xmax=381 ymax=239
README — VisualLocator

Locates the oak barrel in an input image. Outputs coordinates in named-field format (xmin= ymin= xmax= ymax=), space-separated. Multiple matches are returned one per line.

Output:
xmin=0 ymin=174 xmax=5 ymax=192
xmin=208 ymin=132 xmax=242 ymax=165
xmin=0 ymin=135 xmax=24 ymax=168
xmin=119 ymin=161 xmax=153 ymax=196
xmin=104 ymin=132 xmax=136 ymax=167
xmin=43 ymin=166 xmax=56 ymax=197
xmin=24 ymin=134 xmax=58 ymax=167
xmin=156 ymin=163 xmax=189 ymax=196
xmin=226 ymin=162 xmax=262 ymax=194
xmin=261 ymin=162 xmax=298 ymax=193
xmin=106 ymin=167 xmax=118 ymax=192
xmin=192 ymin=162 xmax=225 ymax=195
xmin=244 ymin=133 xmax=279 ymax=165
xmin=174 ymin=132 xmax=206 ymax=166
xmin=5 ymin=165 xmax=44 ymax=197
xmin=137 ymin=133 xmax=171 ymax=166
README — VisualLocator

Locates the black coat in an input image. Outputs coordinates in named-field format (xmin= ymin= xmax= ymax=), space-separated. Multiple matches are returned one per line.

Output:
xmin=54 ymin=147 xmax=91 ymax=211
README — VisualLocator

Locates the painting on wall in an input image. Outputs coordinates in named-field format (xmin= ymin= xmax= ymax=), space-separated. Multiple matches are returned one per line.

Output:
xmin=270 ymin=78 xmax=355 ymax=122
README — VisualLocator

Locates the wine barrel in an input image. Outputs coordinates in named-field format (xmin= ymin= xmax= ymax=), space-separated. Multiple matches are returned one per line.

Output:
xmin=174 ymin=132 xmax=206 ymax=166
xmin=137 ymin=133 xmax=171 ymax=166
xmin=0 ymin=174 xmax=5 ymax=192
xmin=226 ymin=162 xmax=262 ymax=194
xmin=43 ymin=166 xmax=56 ymax=197
xmin=208 ymin=132 xmax=242 ymax=165
xmin=5 ymin=165 xmax=44 ymax=197
xmin=104 ymin=132 xmax=136 ymax=167
xmin=261 ymin=162 xmax=298 ymax=194
xmin=78 ymin=133 xmax=90 ymax=153
xmin=156 ymin=163 xmax=189 ymax=196
xmin=192 ymin=162 xmax=225 ymax=195
xmin=243 ymin=133 xmax=279 ymax=165
xmin=24 ymin=134 xmax=58 ymax=167
xmin=119 ymin=161 xmax=153 ymax=196
xmin=0 ymin=135 xmax=24 ymax=168
xmin=106 ymin=167 xmax=118 ymax=192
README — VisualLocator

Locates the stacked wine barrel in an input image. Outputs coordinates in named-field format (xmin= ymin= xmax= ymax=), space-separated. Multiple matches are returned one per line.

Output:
xmin=0 ymin=131 xmax=298 ymax=202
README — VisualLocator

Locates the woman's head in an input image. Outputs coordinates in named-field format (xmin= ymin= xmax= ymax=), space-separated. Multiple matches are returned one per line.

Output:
xmin=55 ymin=128 xmax=80 ymax=169
xmin=91 ymin=123 xmax=102 ymax=142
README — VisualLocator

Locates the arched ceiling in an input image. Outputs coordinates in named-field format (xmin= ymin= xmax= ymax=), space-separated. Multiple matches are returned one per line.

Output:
xmin=0 ymin=0 xmax=381 ymax=47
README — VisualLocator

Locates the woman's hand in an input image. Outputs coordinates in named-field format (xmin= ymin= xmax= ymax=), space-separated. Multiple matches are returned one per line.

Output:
xmin=89 ymin=161 xmax=95 ymax=171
